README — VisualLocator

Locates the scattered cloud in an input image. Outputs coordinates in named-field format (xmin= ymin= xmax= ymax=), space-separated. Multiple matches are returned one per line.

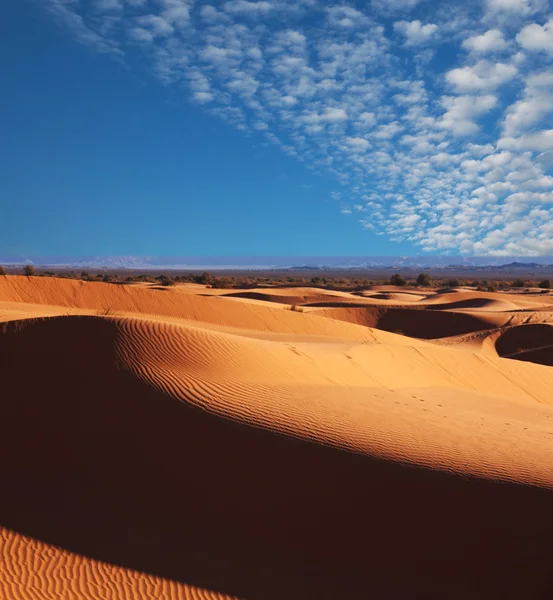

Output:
xmin=440 ymin=94 xmax=498 ymax=136
xmin=223 ymin=0 xmax=273 ymax=16
xmin=326 ymin=6 xmax=371 ymax=28
xmin=487 ymin=0 xmax=533 ymax=14
xmin=38 ymin=0 xmax=553 ymax=255
xmin=446 ymin=60 xmax=517 ymax=92
xmin=501 ymin=71 xmax=553 ymax=136
xmin=517 ymin=18 xmax=553 ymax=54
xmin=462 ymin=29 xmax=508 ymax=53
xmin=394 ymin=20 xmax=438 ymax=45
xmin=344 ymin=137 xmax=371 ymax=152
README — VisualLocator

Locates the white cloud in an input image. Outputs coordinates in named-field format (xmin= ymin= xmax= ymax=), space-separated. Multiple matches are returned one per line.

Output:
xmin=134 ymin=15 xmax=174 ymax=37
xmin=158 ymin=0 xmax=193 ymax=27
xmin=487 ymin=0 xmax=532 ymax=13
xmin=223 ymin=0 xmax=273 ymax=16
xmin=344 ymin=137 xmax=371 ymax=152
xmin=327 ymin=6 xmax=370 ymax=28
xmin=394 ymin=20 xmax=438 ymax=45
xmin=503 ymin=130 xmax=553 ymax=151
xmin=193 ymin=91 xmax=214 ymax=103
xmin=462 ymin=29 xmax=507 ymax=53
xmin=446 ymin=60 xmax=517 ymax=92
xmin=517 ymin=19 xmax=553 ymax=54
xmin=199 ymin=5 xmax=229 ymax=23
xmin=303 ymin=107 xmax=349 ymax=124
xmin=502 ymin=71 xmax=553 ymax=136
xmin=467 ymin=143 xmax=496 ymax=156
xmin=356 ymin=112 xmax=376 ymax=128
xmin=372 ymin=121 xmax=403 ymax=139
xmin=440 ymin=94 xmax=498 ymax=136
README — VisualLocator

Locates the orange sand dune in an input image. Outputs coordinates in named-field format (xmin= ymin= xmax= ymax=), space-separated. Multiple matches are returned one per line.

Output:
xmin=218 ymin=287 xmax=362 ymax=306
xmin=422 ymin=296 xmax=532 ymax=311
xmin=2 ymin=276 xmax=553 ymax=599
xmin=421 ymin=289 xmax=553 ymax=309
xmin=0 ymin=276 xmax=377 ymax=341
xmin=0 ymin=528 xmax=237 ymax=600
xmin=366 ymin=291 xmax=427 ymax=301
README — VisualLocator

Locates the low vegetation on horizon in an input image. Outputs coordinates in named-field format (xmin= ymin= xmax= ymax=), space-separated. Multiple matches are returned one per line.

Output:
xmin=1 ymin=266 xmax=551 ymax=293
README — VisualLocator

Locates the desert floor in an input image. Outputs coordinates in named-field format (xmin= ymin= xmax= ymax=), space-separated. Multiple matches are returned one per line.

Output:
xmin=2 ymin=275 xmax=553 ymax=599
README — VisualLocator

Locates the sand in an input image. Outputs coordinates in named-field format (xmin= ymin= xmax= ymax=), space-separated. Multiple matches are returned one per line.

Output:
xmin=2 ymin=275 xmax=553 ymax=599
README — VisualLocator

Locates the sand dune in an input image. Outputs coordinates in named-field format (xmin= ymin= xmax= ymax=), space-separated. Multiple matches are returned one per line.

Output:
xmin=421 ymin=289 xmax=553 ymax=309
xmin=218 ymin=287 xmax=362 ymax=306
xmin=0 ymin=528 xmax=237 ymax=600
xmin=366 ymin=291 xmax=427 ymax=301
xmin=2 ymin=276 xmax=553 ymax=599
xmin=0 ymin=277 xmax=378 ymax=341
xmin=306 ymin=305 xmax=505 ymax=338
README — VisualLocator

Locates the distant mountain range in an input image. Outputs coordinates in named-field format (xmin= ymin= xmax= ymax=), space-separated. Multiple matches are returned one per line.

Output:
xmin=2 ymin=256 xmax=553 ymax=270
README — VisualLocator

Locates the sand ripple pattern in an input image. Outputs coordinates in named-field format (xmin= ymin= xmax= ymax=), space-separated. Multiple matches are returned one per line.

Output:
xmin=0 ymin=529 xmax=237 ymax=600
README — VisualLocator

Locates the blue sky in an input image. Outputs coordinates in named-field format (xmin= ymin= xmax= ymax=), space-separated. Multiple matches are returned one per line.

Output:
xmin=2 ymin=0 xmax=553 ymax=256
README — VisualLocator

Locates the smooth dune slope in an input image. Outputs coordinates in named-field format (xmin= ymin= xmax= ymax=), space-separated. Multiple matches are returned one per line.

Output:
xmin=2 ymin=277 xmax=553 ymax=599
xmin=0 ymin=276 xmax=378 ymax=341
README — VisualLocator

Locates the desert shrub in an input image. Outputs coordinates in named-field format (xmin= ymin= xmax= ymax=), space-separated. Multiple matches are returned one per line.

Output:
xmin=23 ymin=265 xmax=36 ymax=276
xmin=390 ymin=273 xmax=406 ymax=286
xmin=0 ymin=265 xmax=6 ymax=276
xmin=193 ymin=271 xmax=212 ymax=285
xmin=539 ymin=279 xmax=552 ymax=289
xmin=512 ymin=278 xmax=525 ymax=288
xmin=210 ymin=278 xmax=234 ymax=289
xmin=102 ymin=274 xmax=112 ymax=283
xmin=156 ymin=275 xmax=174 ymax=286
xmin=446 ymin=278 xmax=460 ymax=288
xmin=416 ymin=272 xmax=432 ymax=287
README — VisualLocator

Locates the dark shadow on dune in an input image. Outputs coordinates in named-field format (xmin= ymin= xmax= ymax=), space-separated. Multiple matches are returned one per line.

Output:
xmin=505 ymin=346 xmax=553 ymax=366
xmin=218 ymin=291 xmax=342 ymax=304
xmin=424 ymin=298 xmax=505 ymax=310
xmin=496 ymin=324 xmax=553 ymax=367
xmin=302 ymin=301 xmax=405 ymax=308
xmin=219 ymin=290 xmax=299 ymax=303
xmin=1 ymin=316 xmax=553 ymax=599
xmin=311 ymin=306 xmax=493 ymax=339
